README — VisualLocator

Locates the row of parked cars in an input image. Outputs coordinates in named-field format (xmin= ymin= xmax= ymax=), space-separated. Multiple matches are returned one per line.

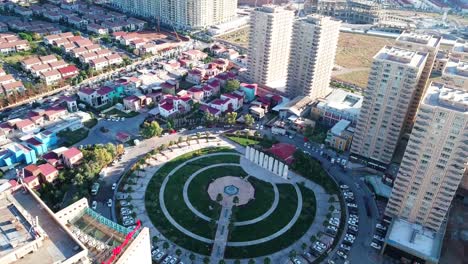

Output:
xmin=371 ymin=222 xmax=388 ymax=250
xmin=335 ymin=184 xmax=360 ymax=261
xmin=151 ymin=248 xmax=183 ymax=264
xmin=119 ymin=200 xmax=136 ymax=228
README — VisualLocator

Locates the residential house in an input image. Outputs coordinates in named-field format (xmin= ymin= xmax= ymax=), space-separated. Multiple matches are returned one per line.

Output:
xmin=78 ymin=86 xmax=120 ymax=108
xmin=200 ymin=104 xmax=221 ymax=117
xmin=67 ymin=15 xmax=88 ymax=29
xmin=58 ymin=65 xmax=79 ymax=79
xmin=158 ymin=95 xmax=192 ymax=118
xmin=87 ymin=23 xmax=108 ymax=35
xmin=22 ymin=58 xmax=42 ymax=71
xmin=221 ymin=92 xmax=244 ymax=111
xmin=95 ymin=49 xmax=112 ymax=59
xmin=79 ymin=52 xmax=98 ymax=63
xmin=187 ymin=87 xmax=205 ymax=102
xmin=40 ymin=69 xmax=62 ymax=86
xmin=40 ymin=55 xmax=58 ymax=64
xmin=48 ymin=60 xmax=68 ymax=70
xmin=23 ymin=175 xmax=40 ymax=189
xmin=182 ymin=49 xmax=208 ymax=61
xmin=141 ymin=43 xmax=158 ymax=55
xmin=130 ymin=39 xmax=146 ymax=49
xmin=240 ymin=83 xmax=258 ymax=102
xmin=106 ymin=54 xmax=122 ymax=66
xmin=44 ymin=106 xmax=68 ymax=121
xmin=24 ymin=164 xmax=41 ymax=178
xmin=38 ymin=163 xmax=59 ymax=183
xmin=0 ymin=143 xmax=37 ymax=167
xmin=2 ymin=81 xmax=24 ymax=96
xmin=61 ymin=147 xmax=83 ymax=168
xmin=123 ymin=95 xmax=150 ymax=111
xmin=209 ymin=98 xmax=231 ymax=113
xmin=31 ymin=64 xmax=51 ymax=77
xmin=90 ymin=57 xmax=109 ymax=71
xmin=70 ymin=47 xmax=88 ymax=58
xmin=186 ymin=69 xmax=205 ymax=84
xmin=160 ymin=81 xmax=178 ymax=95
xmin=15 ymin=119 xmax=36 ymax=133
xmin=222 ymin=49 xmax=239 ymax=60
xmin=325 ymin=119 xmax=354 ymax=152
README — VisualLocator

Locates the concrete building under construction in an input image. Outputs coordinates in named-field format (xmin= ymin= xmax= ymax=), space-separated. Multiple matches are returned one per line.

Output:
xmin=305 ymin=0 xmax=382 ymax=24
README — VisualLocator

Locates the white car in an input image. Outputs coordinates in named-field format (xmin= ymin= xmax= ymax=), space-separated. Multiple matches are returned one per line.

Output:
xmin=340 ymin=185 xmax=349 ymax=190
xmin=371 ymin=242 xmax=382 ymax=250
xmin=340 ymin=244 xmax=351 ymax=251
xmin=260 ymin=125 xmax=264 ymax=130
xmin=376 ymin=223 xmax=387 ymax=230
xmin=107 ymin=199 xmax=113 ymax=207
xmin=337 ymin=251 xmax=347 ymax=259
xmin=373 ymin=235 xmax=385 ymax=242
xmin=112 ymin=183 xmax=117 ymax=190
xmin=91 ymin=201 xmax=97 ymax=210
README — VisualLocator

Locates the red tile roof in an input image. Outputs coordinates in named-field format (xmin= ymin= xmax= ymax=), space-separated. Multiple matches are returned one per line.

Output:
xmin=80 ymin=88 xmax=95 ymax=95
xmin=62 ymin=147 xmax=82 ymax=160
xmin=97 ymin=86 xmax=114 ymax=95
xmin=38 ymin=163 xmax=58 ymax=177
xmin=58 ymin=65 xmax=79 ymax=75
xmin=266 ymin=143 xmax=296 ymax=165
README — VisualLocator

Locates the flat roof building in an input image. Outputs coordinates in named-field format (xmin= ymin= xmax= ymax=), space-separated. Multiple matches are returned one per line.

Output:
xmin=383 ymin=218 xmax=444 ymax=264
xmin=385 ymin=82 xmax=467 ymax=231
xmin=351 ymin=46 xmax=428 ymax=170
xmin=312 ymin=88 xmax=363 ymax=125
xmin=286 ymin=15 xmax=341 ymax=100
xmin=441 ymin=58 xmax=468 ymax=90
xmin=0 ymin=186 xmax=88 ymax=264
xmin=395 ymin=31 xmax=441 ymax=133
xmin=247 ymin=5 xmax=294 ymax=91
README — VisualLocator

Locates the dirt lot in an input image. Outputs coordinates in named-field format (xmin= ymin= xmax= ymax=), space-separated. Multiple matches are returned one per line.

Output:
xmin=124 ymin=31 xmax=172 ymax=42
xmin=216 ymin=27 xmax=249 ymax=48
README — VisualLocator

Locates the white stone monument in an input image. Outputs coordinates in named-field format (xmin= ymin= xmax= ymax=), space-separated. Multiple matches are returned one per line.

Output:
xmin=283 ymin=164 xmax=289 ymax=178
xmin=245 ymin=146 xmax=251 ymax=160
xmin=268 ymin=156 xmax=274 ymax=171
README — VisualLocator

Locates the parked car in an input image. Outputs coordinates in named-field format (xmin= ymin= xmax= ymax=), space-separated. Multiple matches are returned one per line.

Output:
xmin=340 ymin=244 xmax=351 ymax=251
xmin=107 ymin=199 xmax=112 ymax=207
xmin=112 ymin=183 xmax=117 ymax=190
xmin=373 ymin=235 xmax=385 ymax=242
xmin=371 ymin=242 xmax=382 ymax=250
xmin=337 ymin=251 xmax=347 ymax=259
xmin=91 ymin=201 xmax=97 ymax=210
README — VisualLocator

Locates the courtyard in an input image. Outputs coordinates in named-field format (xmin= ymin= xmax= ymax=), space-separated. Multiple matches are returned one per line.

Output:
xmin=121 ymin=137 xmax=339 ymax=262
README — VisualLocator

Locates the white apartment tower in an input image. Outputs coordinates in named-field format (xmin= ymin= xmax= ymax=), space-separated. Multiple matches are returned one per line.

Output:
xmin=286 ymin=15 xmax=341 ymax=100
xmin=247 ymin=5 xmax=295 ymax=91
xmin=395 ymin=31 xmax=441 ymax=133
xmin=385 ymin=82 xmax=467 ymax=231
xmin=350 ymin=46 xmax=428 ymax=169
xmin=111 ymin=0 xmax=237 ymax=29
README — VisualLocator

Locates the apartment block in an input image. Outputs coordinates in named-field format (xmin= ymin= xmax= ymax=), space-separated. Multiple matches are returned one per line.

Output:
xmin=247 ymin=5 xmax=294 ymax=91
xmin=441 ymin=58 xmax=468 ymax=90
xmin=286 ymin=15 xmax=340 ymax=100
xmin=111 ymin=0 xmax=237 ymax=29
xmin=451 ymin=39 xmax=468 ymax=61
xmin=395 ymin=31 xmax=441 ymax=133
xmin=385 ymin=82 xmax=467 ymax=231
xmin=350 ymin=46 xmax=428 ymax=169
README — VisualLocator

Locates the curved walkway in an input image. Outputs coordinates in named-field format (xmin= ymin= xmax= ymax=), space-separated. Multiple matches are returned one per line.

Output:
xmin=159 ymin=152 xmax=242 ymax=243
xmin=226 ymin=183 xmax=303 ymax=247
xmin=183 ymin=163 xmax=241 ymax=222
xmin=183 ymin=163 xmax=281 ymax=227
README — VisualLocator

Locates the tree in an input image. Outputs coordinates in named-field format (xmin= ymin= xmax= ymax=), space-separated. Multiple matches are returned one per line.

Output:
xmin=288 ymin=250 xmax=297 ymax=258
xmin=244 ymin=114 xmax=254 ymax=127
xmin=141 ymin=121 xmax=163 ymax=138
xmin=263 ymin=257 xmax=271 ymax=264
xmin=116 ymin=144 xmax=125 ymax=155
xmin=18 ymin=32 xmax=32 ymax=42
xmin=123 ymin=57 xmax=132 ymax=66
xmin=216 ymin=193 xmax=223 ymax=202
xmin=226 ymin=112 xmax=237 ymax=125
xmin=234 ymin=260 xmax=241 ymax=264
xmin=248 ymin=259 xmax=255 ymax=264
xmin=203 ymin=111 xmax=217 ymax=126
xmin=163 ymin=242 xmax=169 ymax=250
xmin=178 ymin=136 xmax=183 ymax=144
xmin=175 ymin=249 xmax=182 ymax=256
xmin=225 ymin=79 xmax=240 ymax=93
xmin=301 ymin=242 xmax=307 ymax=251
xmin=233 ymin=196 xmax=239 ymax=205
xmin=218 ymin=260 xmax=226 ymax=264
xmin=189 ymin=253 xmax=195 ymax=262
xmin=203 ymin=257 xmax=210 ymax=264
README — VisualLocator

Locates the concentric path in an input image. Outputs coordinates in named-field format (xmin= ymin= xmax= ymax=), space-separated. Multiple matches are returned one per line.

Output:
xmin=182 ymin=162 xmax=280 ymax=226
xmin=159 ymin=151 xmax=304 ymax=246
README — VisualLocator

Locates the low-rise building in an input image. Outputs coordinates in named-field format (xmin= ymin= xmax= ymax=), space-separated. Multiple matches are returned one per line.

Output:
xmin=311 ymin=89 xmax=363 ymax=125
xmin=158 ymin=95 xmax=192 ymax=118
xmin=61 ymin=146 xmax=83 ymax=168
xmin=90 ymin=57 xmax=109 ymax=71
xmin=40 ymin=69 xmax=62 ymax=86
xmin=58 ymin=65 xmax=79 ymax=79
xmin=325 ymin=119 xmax=354 ymax=152
xmin=38 ymin=163 xmax=59 ymax=183
xmin=441 ymin=58 xmax=468 ymax=89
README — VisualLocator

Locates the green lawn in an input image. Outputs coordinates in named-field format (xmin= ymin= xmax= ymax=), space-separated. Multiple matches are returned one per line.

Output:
xmin=179 ymin=80 xmax=195 ymax=90
xmin=229 ymin=184 xmax=298 ymax=242
xmin=84 ymin=118 xmax=98 ymax=129
xmin=164 ymin=155 xmax=241 ymax=238
xmin=105 ymin=108 xmax=139 ymax=118
xmin=144 ymin=147 xmax=237 ymax=255
xmin=233 ymin=177 xmax=275 ymax=222
xmin=225 ymin=185 xmax=316 ymax=258
xmin=226 ymin=136 xmax=260 ymax=147
xmin=58 ymin=128 xmax=89 ymax=146
xmin=188 ymin=165 xmax=247 ymax=217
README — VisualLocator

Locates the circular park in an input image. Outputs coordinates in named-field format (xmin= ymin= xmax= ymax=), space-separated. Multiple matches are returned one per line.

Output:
xmin=127 ymin=136 xmax=342 ymax=262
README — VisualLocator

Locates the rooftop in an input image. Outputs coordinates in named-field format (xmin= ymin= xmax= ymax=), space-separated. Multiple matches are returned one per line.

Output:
xmin=330 ymin=119 xmax=351 ymax=136
xmin=443 ymin=58 xmax=468 ymax=81
xmin=375 ymin=46 xmax=427 ymax=68
xmin=397 ymin=31 xmax=441 ymax=49
xmin=386 ymin=218 xmax=444 ymax=263
xmin=422 ymin=82 xmax=468 ymax=113
xmin=0 ymin=188 xmax=85 ymax=264
xmin=316 ymin=88 xmax=363 ymax=116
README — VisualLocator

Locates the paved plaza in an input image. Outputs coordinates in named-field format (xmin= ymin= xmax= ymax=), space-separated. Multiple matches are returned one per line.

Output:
xmin=122 ymin=137 xmax=335 ymax=263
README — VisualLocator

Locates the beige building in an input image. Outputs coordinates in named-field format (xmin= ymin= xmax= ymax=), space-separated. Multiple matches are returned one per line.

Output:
xmin=111 ymin=0 xmax=237 ymax=29
xmin=247 ymin=5 xmax=294 ymax=91
xmin=395 ymin=31 xmax=441 ymax=134
xmin=451 ymin=39 xmax=468 ymax=61
xmin=350 ymin=46 xmax=428 ymax=169
xmin=385 ymin=82 xmax=467 ymax=232
xmin=286 ymin=15 xmax=341 ymax=100
xmin=441 ymin=58 xmax=468 ymax=90
xmin=306 ymin=0 xmax=382 ymax=24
